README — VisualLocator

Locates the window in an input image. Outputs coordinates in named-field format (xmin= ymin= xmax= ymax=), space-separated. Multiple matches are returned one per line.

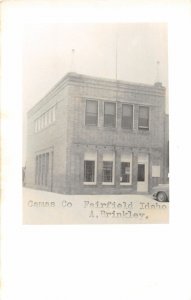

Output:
xmin=104 ymin=102 xmax=116 ymax=127
xmin=121 ymin=162 xmax=130 ymax=183
xmin=38 ymin=118 xmax=42 ymax=131
xmin=85 ymin=100 xmax=98 ymax=126
xmin=35 ymin=156 xmax=39 ymax=184
xmin=84 ymin=161 xmax=95 ymax=182
xmin=44 ymin=112 xmax=48 ymax=127
xmin=120 ymin=153 xmax=132 ymax=185
xmin=45 ymin=153 xmax=49 ymax=186
xmin=138 ymin=106 xmax=149 ymax=130
xmin=35 ymin=120 xmax=38 ymax=133
xmin=38 ymin=118 xmax=41 ymax=131
xmin=35 ymin=152 xmax=50 ymax=186
xmin=137 ymin=164 xmax=145 ymax=181
xmin=34 ymin=105 xmax=56 ymax=133
xmin=42 ymin=115 xmax=45 ymax=129
xmin=38 ymin=154 xmax=42 ymax=184
xmin=102 ymin=162 xmax=113 ymax=182
xmin=49 ymin=108 xmax=52 ymax=124
xmin=84 ymin=152 xmax=97 ymax=184
xmin=102 ymin=152 xmax=115 ymax=184
xmin=52 ymin=106 xmax=56 ymax=122
xmin=122 ymin=104 xmax=133 ymax=129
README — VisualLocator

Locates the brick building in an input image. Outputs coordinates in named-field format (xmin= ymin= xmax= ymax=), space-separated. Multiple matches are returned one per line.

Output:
xmin=25 ymin=72 xmax=168 ymax=194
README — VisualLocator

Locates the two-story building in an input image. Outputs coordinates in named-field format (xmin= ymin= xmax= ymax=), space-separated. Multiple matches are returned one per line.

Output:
xmin=25 ymin=72 xmax=168 ymax=194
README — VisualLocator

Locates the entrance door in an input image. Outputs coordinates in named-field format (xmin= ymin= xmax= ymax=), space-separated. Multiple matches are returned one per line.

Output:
xmin=137 ymin=154 xmax=148 ymax=192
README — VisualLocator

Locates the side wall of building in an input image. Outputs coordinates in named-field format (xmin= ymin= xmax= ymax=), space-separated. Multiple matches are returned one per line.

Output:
xmin=25 ymin=84 xmax=70 ymax=193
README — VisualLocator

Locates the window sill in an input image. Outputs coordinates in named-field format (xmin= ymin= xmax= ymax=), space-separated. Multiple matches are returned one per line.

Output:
xmin=103 ymin=125 xmax=116 ymax=129
xmin=120 ymin=183 xmax=132 ymax=186
xmin=83 ymin=182 xmax=97 ymax=185
xmin=102 ymin=182 xmax=115 ymax=186
xmin=85 ymin=124 xmax=98 ymax=127
xmin=138 ymin=127 xmax=149 ymax=131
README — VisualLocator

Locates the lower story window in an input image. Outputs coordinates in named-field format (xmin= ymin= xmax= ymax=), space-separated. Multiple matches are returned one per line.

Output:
xmin=102 ymin=161 xmax=113 ymax=183
xmin=35 ymin=152 xmax=50 ymax=186
xmin=84 ymin=161 xmax=95 ymax=182
xmin=120 ymin=162 xmax=130 ymax=183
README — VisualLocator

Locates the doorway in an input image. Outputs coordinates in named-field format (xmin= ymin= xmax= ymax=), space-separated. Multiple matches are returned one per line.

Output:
xmin=137 ymin=154 xmax=148 ymax=192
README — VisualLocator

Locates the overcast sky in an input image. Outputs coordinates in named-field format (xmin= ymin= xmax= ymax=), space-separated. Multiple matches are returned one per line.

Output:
xmin=22 ymin=23 xmax=168 ymax=164
xmin=23 ymin=22 xmax=168 ymax=112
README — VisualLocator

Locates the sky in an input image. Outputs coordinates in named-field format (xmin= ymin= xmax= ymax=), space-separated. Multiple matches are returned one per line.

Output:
xmin=23 ymin=22 xmax=168 ymax=112
xmin=22 ymin=22 xmax=168 ymax=164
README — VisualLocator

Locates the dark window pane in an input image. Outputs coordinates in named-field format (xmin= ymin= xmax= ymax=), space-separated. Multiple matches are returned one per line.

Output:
xmin=85 ymin=114 xmax=98 ymax=126
xmin=102 ymin=161 xmax=113 ymax=182
xmin=139 ymin=118 xmax=149 ymax=128
xmin=84 ymin=160 xmax=95 ymax=182
xmin=122 ymin=116 xmax=133 ymax=129
xmin=104 ymin=115 xmax=116 ymax=127
xmin=137 ymin=164 xmax=145 ymax=181
xmin=121 ymin=162 xmax=130 ymax=183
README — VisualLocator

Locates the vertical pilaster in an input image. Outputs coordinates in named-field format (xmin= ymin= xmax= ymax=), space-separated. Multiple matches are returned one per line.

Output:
xmin=132 ymin=150 xmax=138 ymax=191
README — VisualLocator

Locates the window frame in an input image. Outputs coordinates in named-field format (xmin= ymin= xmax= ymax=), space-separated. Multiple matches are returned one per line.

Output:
xmin=34 ymin=105 xmax=56 ymax=133
xmin=121 ymin=103 xmax=134 ymax=130
xmin=84 ymin=160 xmax=96 ymax=184
xmin=83 ymin=152 xmax=97 ymax=185
xmin=102 ymin=152 xmax=115 ymax=185
xmin=35 ymin=151 xmax=50 ymax=186
xmin=120 ymin=154 xmax=132 ymax=185
xmin=85 ymin=99 xmax=99 ymax=127
xmin=104 ymin=101 xmax=117 ymax=128
xmin=138 ymin=105 xmax=150 ymax=131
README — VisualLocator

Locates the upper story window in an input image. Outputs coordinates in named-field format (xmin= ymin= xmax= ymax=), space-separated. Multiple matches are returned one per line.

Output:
xmin=104 ymin=102 xmax=116 ymax=127
xmin=34 ymin=106 xmax=56 ymax=133
xmin=121 ymin=104 xmax=133 ymax=129
xmin=85 ymin=100 xmax=98 ymax=126
xmin=138 ymin=106 xmax=149 ymax=130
